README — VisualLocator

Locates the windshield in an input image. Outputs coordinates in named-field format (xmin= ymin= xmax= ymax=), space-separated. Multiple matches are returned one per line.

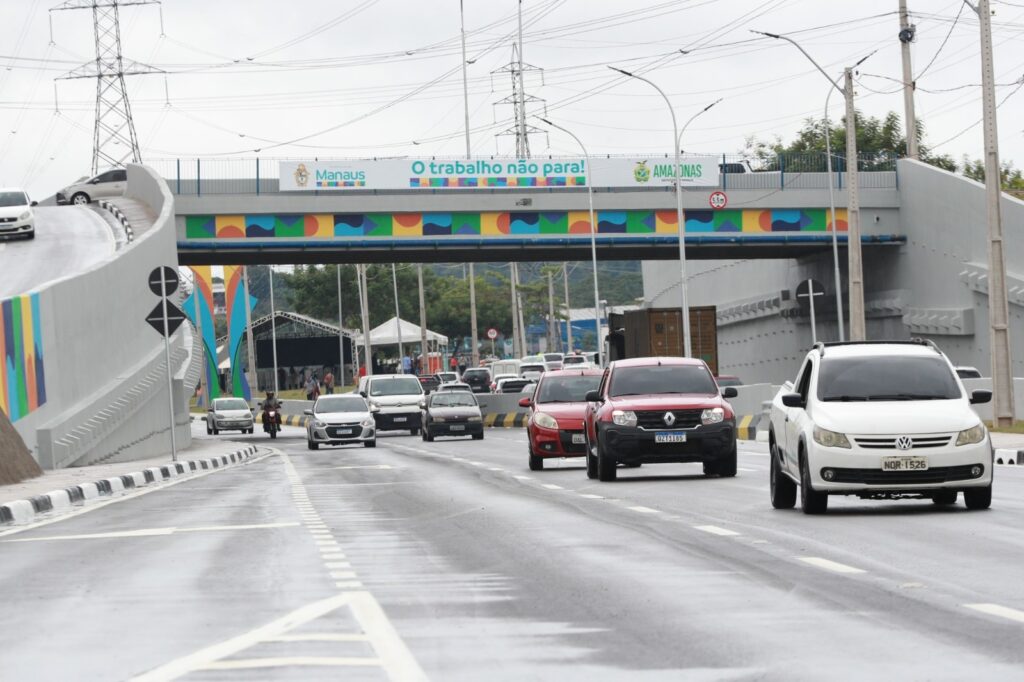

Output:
xmin=214 ymin=399 xmax=248 ymax=411
xmin=610 ymin=364 xmax=717 ymax=397
xmin=817 ymin=355 xmax=962 ymax=401
xmin=315 ymin=396 xmax=367 ymax=413
xmin=0 ymin=191 xmax=29 ymax=208
xmin=537 ymin=375 xmax=602 ymax=403
xmin=437 ymin=373 xmax=456 ymax=382
xmin=562 ymin=356 xmax=585 ymax=364
xmin=430 ymin=392 xmax=478 ymax=407
xmin=521 ymin=364 xmax=545 ymax=373
xmin=463 ymin=369 xmax=489 ymax=379
xmin=543 ymin=354 xmax=562 ymax=362
xmin=369 ymin=377 xmax=423 ymax=396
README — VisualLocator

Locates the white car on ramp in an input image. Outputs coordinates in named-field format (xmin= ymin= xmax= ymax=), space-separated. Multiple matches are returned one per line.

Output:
xmin=0 ymin=188 xmax=36 ymax=240
xmin=769 ymin=340 xmax=993 ymax=514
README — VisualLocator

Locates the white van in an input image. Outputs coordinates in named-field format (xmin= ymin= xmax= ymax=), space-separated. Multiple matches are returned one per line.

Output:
xmin=489 ymin=359 xmax=521 ymax=377
xmin=357 ymin=374 xmax=424 ymax=435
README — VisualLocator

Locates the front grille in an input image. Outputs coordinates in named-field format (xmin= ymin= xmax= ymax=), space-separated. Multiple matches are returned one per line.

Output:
xmin=853 ymin=435 xmax=953 ymax=449
xmin=827 ymin=464 xmax=981 ymax=485
xmin=636 ymin=409 xmax=702 ymax=430
xmin=0 ymin=217 xmax=15 ymax=224
xmin=327 ymin=424 xmax=360 ymax=437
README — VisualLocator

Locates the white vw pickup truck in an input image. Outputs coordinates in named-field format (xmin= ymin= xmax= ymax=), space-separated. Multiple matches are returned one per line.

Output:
xmin=768 ymin=340 xmax=993 ymax=514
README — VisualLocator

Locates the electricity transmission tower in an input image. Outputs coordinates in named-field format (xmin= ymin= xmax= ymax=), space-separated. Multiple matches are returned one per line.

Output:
xmin=50 ymin=0 xmax=163 ymax=174
xmin=492 ymin=1 xmax=544 ymax=157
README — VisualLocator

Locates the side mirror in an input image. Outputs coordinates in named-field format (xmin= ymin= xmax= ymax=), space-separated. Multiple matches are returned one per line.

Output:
xmin=518 ymin=397 xmax=532 ymax=408
xmin=781 ymin=392 xmax=805 ymax=409
xmin=584 ymin=390 xmax=602 ymax=403
xmin=970 ymin=389 xmax=992 ymax=405
xmin=722 ymin=387 xmax=738 ymax=399
xmin=303 ymin=409 xmax=313 ymax=416
xmin=419 ymin=401 xmax=427 ymax=410
xmin=207 ymin=407 xmax=214 ymax=412
xmin=30 ymin=201 xmax=38 ymax=207
xmin=359 ymin=391 xmax=367 ymax=398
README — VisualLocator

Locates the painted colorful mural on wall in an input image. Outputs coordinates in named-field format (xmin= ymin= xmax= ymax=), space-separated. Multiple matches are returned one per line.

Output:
xmin=0 ymin=293 xmax=46 ymax=423
xmin=185 ymin=209 xmax=849 ymax=240
xmin=223 ymin=266 xmax=256 ymax=401
xmin=183 ymin=266 xmax=220 ymax=404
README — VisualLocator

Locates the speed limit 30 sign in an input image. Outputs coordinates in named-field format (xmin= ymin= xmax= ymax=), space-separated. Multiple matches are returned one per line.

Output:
xmin=709 ymin=191 xmax=728 ymax=210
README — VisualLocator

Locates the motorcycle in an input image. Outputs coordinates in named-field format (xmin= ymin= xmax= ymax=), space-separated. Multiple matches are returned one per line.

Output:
xmin=262 ymin=406 xmax=281 ymax=439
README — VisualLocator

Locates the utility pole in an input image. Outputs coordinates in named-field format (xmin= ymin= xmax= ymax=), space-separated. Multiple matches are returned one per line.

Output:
xmin=242 ymin=267 xmax=258 ymax=394
xmin=563 ymin=264 xmax=573 ymax=353
xmin=336 ymin=265 xmax=346 ymax=386
xmin=515 ymin=265 xmax=528 ymax=355
xmin=358 ymin=265 xmax=373 ymax=376
xmin=547 ymin=271 xmax=557 ymax=351
xmin=418 ymin=264 xmax=428 ymax=374
xmin=510 ymin=263 xmax=521 ymax=357
xmin=459 ymin=0 xmax=480 ymax=368
xmin=391 ymin=264 xmax=404 ymax=366
xmin=844 ymin=68 xmax=866 ymax=341
xmin=898 ymin=0 xmax=919 ymax=158
xmin=269 ymin=266 xmax=279 ymax=394
xmin=976 ymin=0 xmax=1016 ymax=427
xmin=50 ymin=0 xmax=163 ymax=174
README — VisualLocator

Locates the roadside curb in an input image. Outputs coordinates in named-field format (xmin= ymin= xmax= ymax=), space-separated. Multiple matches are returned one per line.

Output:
xmin=484 ymin=413 xmax=528 ymax=428
xmin=0 ymin=445 xmax=260 ymax=526
xmin=995 ymin=448 xmax=1022 ymax=465
xmin=97 ymin=199 xmax=134 ymax=243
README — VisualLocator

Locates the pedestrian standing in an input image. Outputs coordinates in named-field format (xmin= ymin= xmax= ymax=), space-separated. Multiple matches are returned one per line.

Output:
xmin=402 ymin=354 xmax=412 ymax=374
xmin=324 ymin=370 xmax=335 ymax=395
xmin=305 ymin=374 xmax=317 ymax=401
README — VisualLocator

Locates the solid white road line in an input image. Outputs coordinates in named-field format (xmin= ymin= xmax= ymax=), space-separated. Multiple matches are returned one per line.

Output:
xmin=513 ymin=475 xmax=532 ymax=481
xmin=963 ymin=603 xmax=1024 ymax=624
xmin=798 ymin=557 xmax=867 ymax=574
xmin=541 ymin=484 xmax=564 ymax=490
xmin=328 ymin=464 xmax=393 ymax=470
xmin=2 ymin=522 xmax=299 ymax=543
xmin=627 ymin=506 xmax=660 ymax=514
xmin=347 ymin=590 xmax=429 ymax=682
xmin=694 ymin=525 xmax=740 ymax=537
xmin=578 ymin=494 xmax=604 ymax=499
xmin=199 ymin=656 xmax=381 ymax=670
xmin=737 ymin=467 xmax=757 ymax=472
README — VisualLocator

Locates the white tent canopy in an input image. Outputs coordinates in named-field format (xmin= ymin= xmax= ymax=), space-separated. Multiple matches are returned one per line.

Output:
xmin=352 ymin=316 xmax=448 ymax=348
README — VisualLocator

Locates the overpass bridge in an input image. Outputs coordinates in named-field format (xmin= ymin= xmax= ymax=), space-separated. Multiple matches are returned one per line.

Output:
xmin=158 ymin=154 xmax=903 ymax=265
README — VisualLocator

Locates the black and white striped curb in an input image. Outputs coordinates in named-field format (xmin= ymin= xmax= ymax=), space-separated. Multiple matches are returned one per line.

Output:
xmin=97 ymin=199 xmax=134 ymax=243
xmin=995 ymin=448 xmax=1023 ymax=465
xmin=0 ymin=445 xmax=260 ymax=526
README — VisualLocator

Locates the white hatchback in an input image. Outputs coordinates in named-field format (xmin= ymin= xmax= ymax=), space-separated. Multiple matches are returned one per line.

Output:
xmin=305 ymin=394 xmax=376 ymax=449
xmin=769 ymin=340 xmax=993 ymax=514
xmin=0 ymin=188 xmax=37 ymax=240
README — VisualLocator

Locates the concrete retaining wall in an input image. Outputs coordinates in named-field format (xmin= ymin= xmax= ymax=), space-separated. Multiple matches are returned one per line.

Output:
xmin=11 ymin=165 xmax=193 ymax=468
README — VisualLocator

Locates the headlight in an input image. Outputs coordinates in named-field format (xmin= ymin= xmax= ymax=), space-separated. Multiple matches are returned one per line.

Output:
xmin=534 ymin=412 xmax=558 ymax=429
xmin=432 ymin=416 xmax=446 ymax=423
xmin=701 ymin=407 xmax=725 ymax=425
xmin=611 ymin=410 xmax=637 ymax=427
xmin=19 ymin=211 xmax=31 ymax=221
xmin=314 ymin=420 xmax=327 ymax=428
xmin=956 ymin=423 xmax=986 ymax=446
xmin=468 ymin=415 xmax=482 ymax=423
xmin=813 ymin=426 xmax=851 ymax=449
xmin=213 ymin=412 xmax=224 ymax=419
xmin=361 ymin=417 xmax=374 ymax=427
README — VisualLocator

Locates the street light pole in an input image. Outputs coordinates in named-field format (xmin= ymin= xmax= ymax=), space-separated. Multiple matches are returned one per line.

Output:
xmin=459 ymin=0 xmax=480 ymax=368
xmin=824 ymin=85 xmax=846 ymax=342
xmin=336 ymin=265 xmax=345 ymax=387
xmin=898 ymin=0 xmax=919 ymax=159
xmin=751 ymin=31 xmax=868 ymax=340
xmin=537 ymin=116 xmax=604 ymax=367
xmin=608 ymin=66 xmax=691 ymax=357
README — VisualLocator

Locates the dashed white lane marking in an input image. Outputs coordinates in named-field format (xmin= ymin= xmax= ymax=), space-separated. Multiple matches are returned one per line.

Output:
xmin=488 ymin=467 xmax=504 ymax=471
xmin=694 ymin=525 xmax=740 ymax=537
xmin=541 ymin=484 xmax=564 ymax=490
xmin=578 ymin=494 xmax=604 ymax=499
xmin=325 ymin=562 xmax=351 ymax=569
xmin=330 ymin=571 xmax=358 ymax=580
xmin=798 ymin=557 xmax=867 ymax=574
xmin=627 ymin=506 xmax=660 ymax=514
xmin=964 ymin=603 xmax=1024 ymax=624
xmin=469 ymin=461 xmax=486 ymax=467
xmin=737 ymin=467 xmax=757 ymax=472
xmin=335 ymin=580 xmax=364 ymax=589
xmin=199 ymin=656 xmax=381 ymax=670
xmin=328 ymin=464 xmax=394 ymax=470
xmin=513 ymin=475 xmax=532 ymax=481
xmin=1 ymin=522 xmax=299 ymax=543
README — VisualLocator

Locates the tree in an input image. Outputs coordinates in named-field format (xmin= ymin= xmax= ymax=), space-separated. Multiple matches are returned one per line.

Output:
xmin=962 ymin=157 xmax=1024 ymax=194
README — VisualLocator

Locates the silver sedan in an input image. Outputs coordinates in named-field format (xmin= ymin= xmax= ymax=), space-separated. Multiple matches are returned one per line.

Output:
xmin=305 ymin=395 xmax=377 ymax=450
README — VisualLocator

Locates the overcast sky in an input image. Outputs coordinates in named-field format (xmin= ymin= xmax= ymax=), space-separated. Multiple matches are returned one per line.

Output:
xmin=1 ymin=0 xmax=1023 ymax=198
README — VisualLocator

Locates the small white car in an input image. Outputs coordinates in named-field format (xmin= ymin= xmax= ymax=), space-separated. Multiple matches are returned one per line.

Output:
xmin=0 ymin=188 xmax=37 ymax=240
xmin=305 ymin=394 xmax=376 ymax=449
xmin=56 ymin=168 xmax=127 ymax=205
xmin=206 ymin=397 xmax=255 ymax=435
xmin=520 ymin=363 xmax=547 ymax=381
xmin=357 ymin=374 xmax=425 ymax=435
xmin=769 ymin=340 xmax=993 ymax=514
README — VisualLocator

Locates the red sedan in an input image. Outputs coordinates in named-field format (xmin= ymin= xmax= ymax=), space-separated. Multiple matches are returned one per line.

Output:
xmin=520 ymin=369 xmax=603 ymax=471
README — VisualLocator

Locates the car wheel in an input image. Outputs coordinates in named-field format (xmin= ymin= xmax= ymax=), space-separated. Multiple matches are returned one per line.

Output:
xmin=205 ymin=423 xmax=212 ymax=435
xmin=932 ymin=489 xmax=958 ymax=506
xmin=364 ymin=440 xmax=376 ymax=448
xmin=799 ymin=449 xmax=828 ymax=515
xmin=71 ymin=192 xmax=90 ymax=205
xmin=717 ymin=442 xmax=738 ymax=477
xmin=528 ymin=452 xmax=543 ymax=471
xmin=964 ymin=484 xmax=992 ymax=510
xmin=307 ymin=439 xmax=319 ymax=450
xmin=596 ymin=432 xmax=616 ymax=482
xmin=770 ymin=441 xmax=797 ymax=509
xmin=423 ymin=429 xmax=434 ymax=442
xmin=25 ymin=231 xmax=34 ymax=240
xmin=211 ymin=425 xmax=219 ymax=436
xmin=585 ymin=430 xmax=598 ymax=479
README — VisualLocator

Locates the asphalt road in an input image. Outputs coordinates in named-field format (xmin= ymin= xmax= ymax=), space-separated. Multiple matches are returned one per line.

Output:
xmin=0 ymin=206 xmax=114 ymax=299
xmin=2 ymin=422 xmax=1023 ymax=681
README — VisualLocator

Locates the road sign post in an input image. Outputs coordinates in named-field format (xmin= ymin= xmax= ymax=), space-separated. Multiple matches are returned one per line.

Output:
xmin=486 ymin=327 xmax=498 ymax=358
xmin=709 ymin=191 xmax=728 ymax=210
xmin=796 ymin=279 xmax=826 ymax=345
xmin=148 ymin=266 xmax=182 ymax=462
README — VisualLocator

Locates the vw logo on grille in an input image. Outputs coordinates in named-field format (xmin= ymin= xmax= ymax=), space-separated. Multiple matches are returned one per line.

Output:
xmin=663 ymin=412 xmax=676 ymax=426
xmin=895 ymin=436 xmax=913 ymax=451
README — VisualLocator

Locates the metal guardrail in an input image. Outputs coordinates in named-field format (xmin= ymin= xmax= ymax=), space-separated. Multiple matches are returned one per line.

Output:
xmin=148 ymin=152 xmax=899 ymax=197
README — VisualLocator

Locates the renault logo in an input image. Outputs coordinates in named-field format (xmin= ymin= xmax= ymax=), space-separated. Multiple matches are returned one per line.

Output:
xmin=896 ymin=436 xmax=913 ymax=451
xmin=663 ymin=412 xmax=676 ymax=426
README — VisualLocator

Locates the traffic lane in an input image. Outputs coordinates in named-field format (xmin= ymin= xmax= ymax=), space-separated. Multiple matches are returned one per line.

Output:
xmin=0 ymin=450 xmax=385 ymax=682
xmin=290 ymin=433 xmax=1022 ymax=679
xmin=0 ymin=206 xmax=114 ymax=299
xmin=394 ymin=431 xmax=1024 ymax=655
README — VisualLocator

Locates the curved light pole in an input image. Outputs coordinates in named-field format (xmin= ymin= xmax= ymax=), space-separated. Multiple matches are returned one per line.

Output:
xmin=824 ymin=85 xmax=846 ymax=342
xmin=538 ymin=116 xmax=604 ymax=367
xmin=752 ymin=30 xmax=872 ymax=341
xmin=608 ymin=65 xmax=691 ymax=357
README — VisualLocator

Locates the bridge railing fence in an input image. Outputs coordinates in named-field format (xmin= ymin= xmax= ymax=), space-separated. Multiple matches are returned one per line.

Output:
xmin=151 ymin=152 xmax=898 ymax=196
